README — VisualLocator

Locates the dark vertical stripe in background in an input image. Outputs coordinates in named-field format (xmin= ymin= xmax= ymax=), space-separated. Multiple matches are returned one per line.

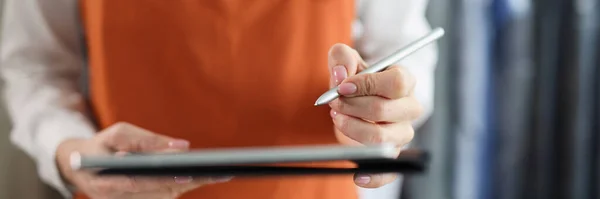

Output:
xmin=491 ymin=0 xmax=534 ymax=199
xmin=594 ymin=20 xmax=600 ymax=199
xmin=531 ymin=0 xmax=563 ymax=198
xmin=555 ymin=0 xmax=577 ymax=198
xmin=567 ymin=0 xmax=599 ymax=198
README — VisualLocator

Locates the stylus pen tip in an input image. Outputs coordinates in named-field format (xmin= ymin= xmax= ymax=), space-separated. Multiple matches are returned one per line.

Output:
xmin=314 ymin=89 xmax=339 ymax=106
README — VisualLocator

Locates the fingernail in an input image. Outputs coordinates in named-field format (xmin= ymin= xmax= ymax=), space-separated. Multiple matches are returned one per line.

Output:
xmin=330 ymin=109 xmax=337 ymax=118
xmin=332 ymin=65 xmax=348 ymax=85
xmin=213 ymin=176 xmax=234 ymax=183
xmin=338 ymin=83 xmax=357 ymax=95
xmin=355 ymin=175 xmax=371 ymax=185
xmin=174 ymin=176 xmax=193 ymax=184
xmin=168 ymin=140 xmax=190 ymax=149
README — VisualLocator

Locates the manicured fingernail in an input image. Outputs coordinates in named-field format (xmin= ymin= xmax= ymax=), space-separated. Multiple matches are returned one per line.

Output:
xmin=174 ymin=176 xmax=193 ymax=184
xmin=168 ymin=140 xmax=190 ymax=149
xmin=213 ymin=176 xmax=234 ymax=183
xmin=338 ymin=83 xmax=357 ymax=95
xmin=355 ymin=175 xmax=371 ymax=185
xmin=332 ymin=65 xmax=348 ymax=85
xmin=330 ymin=109 xmax=337 ymax=118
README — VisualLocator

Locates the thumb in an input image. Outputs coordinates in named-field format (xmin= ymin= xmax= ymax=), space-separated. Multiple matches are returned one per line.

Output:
xmin=98 ymin=122 xmax=190 ymax=152
xmin=354 ymin=173 xmax=398 ymax=188
xmin=327 ymin=43 xmax=368 ymax=88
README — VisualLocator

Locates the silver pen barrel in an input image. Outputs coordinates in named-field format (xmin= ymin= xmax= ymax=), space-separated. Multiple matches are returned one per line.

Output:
xmin=314 ymin=27 xmax=445 ymax=106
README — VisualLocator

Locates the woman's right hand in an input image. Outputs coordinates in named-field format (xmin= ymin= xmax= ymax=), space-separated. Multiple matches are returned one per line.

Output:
xmin=55 ymin=122 xmax=233 ymax=199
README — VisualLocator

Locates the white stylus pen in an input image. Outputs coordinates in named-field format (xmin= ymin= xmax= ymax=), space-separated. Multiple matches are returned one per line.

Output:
xmin=314 ymin=27 xmax=445 ymax=106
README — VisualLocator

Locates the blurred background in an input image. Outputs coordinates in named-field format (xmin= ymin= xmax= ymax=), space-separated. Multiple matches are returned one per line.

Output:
xmin=0 ymin=0 xmax=599 ymax=199
xmin=405 ymin=0 xmax=600 ymax=199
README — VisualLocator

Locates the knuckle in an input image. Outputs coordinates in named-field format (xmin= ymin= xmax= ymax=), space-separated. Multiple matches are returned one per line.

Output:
xmin=370 ymin=102 xmax=387 ymax=121
xmin=360 ymin=74 xmax=377 ymax=95
xmin=391 ymin=69 xmax=406 ymax=98
xmin=111 ymin=122 xmax=132 ymax=133
xmin=369 ymin=127 xmax=386 ymax=144
xmin=100 ymin=124 xmax=130 ymax=145
xmin=138 ymin=135 xmax=160 ymax=150
xmin=401 ymin=98 xmax=424 ymax=121
xmin=412 ymin=102 xmax=425 ymax=119
xmin=398 ymin=104 xmax=411 ymax=120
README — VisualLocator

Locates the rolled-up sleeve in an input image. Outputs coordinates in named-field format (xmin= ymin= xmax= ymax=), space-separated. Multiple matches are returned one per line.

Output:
xmin=0 ymin=0 xmax=96 ymax=198
xmin=354 ymin=0 xmax=438 ymax=128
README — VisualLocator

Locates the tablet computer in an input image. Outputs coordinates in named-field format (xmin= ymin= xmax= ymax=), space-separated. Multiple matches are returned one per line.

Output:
xmin=73 ymin=144 xmax=429 ymax=177
xmin=72 ymin=144 xmax=398 ymax=170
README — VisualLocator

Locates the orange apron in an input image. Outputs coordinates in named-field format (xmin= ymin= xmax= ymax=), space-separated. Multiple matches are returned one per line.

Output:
xmin=77 ymin=0 xmax=357 ymax=198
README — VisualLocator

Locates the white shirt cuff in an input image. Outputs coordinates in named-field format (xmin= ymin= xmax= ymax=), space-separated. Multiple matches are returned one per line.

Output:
xmin=28 ymin=111 xmax=95 ymax=198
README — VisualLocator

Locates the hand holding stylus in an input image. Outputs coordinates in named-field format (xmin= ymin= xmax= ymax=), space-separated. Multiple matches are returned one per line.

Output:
xmin=326 ymin=43 xmax=423 ymax=188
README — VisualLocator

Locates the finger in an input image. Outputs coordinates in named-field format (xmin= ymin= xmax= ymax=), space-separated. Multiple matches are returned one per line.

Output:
xmin=331 ymin=111 xmax=414 ymax=146
xmin=354 ymin=173 xmax=398 ymax=188
xmin=337 ymin=65 xmax=415 ymax=99
xmin=88 ymin=176 xmax=140 ymax=194
xmin=173 ymin=176 xmax=235 ymax=193
xmin=130 ymin=176 xmax=233 ymax=192
xmin=90 ymin=176 xmax=176 ymax=194
xmin=98 ymin=122 xmax=190 ymax=152
xmin=127 ymin=176 xmax=232 ymax=199
xmin=91 ymin=175 xmax=234 ymax=194
xmin=328 ymin=43 xmax=368 ymax=87
xmin=329 ymin=96 xmax=423 ymax=123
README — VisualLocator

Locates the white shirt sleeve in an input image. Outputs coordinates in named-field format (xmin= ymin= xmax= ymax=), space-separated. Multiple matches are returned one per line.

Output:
xmin=0 ymin=0 xmax=96 ymax=198
xmin=354 ymin=0 xmax=438 ymax=129
xmin=353 ymin=0 xmax=438 ymax=199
